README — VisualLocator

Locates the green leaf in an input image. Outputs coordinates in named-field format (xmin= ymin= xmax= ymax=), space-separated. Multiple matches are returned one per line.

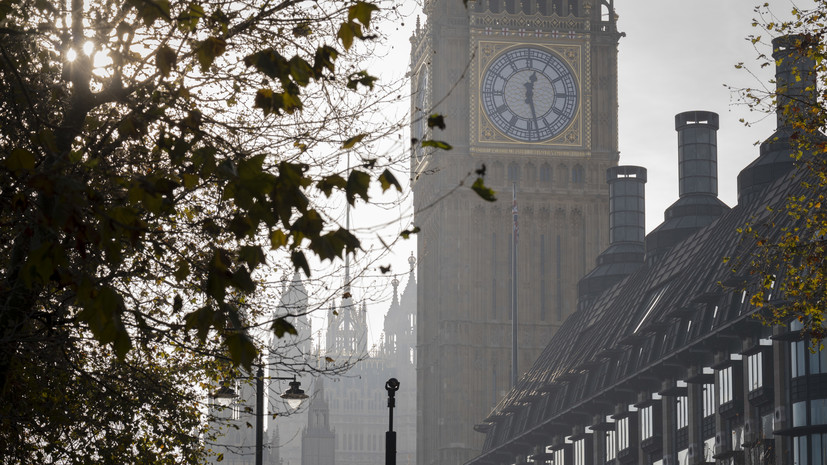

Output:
xmin=182 ymin=173 xmax=199 ymax=190
xmin=177 ymin=2 xmax=204 ymax=31
xmin=174 ymin=260 xmax=190 ymax=282
xmin=342 ymin=133 xmax=367 ymax=149
xmin=337 ymin=21 xmax=361 ymax=50
xmin=378 ymin=169 xmax=402 ymax=193
xmin=427 ymin=114 xmax=446 ymax=130
xmin=313 ymin=45 xmax=338 ymax=75
xmin=225 ymin=332 xmax=257 ymax=369
xmin=129 ymin=0 xmax=170 ymax=25
xmin=348 ymin=1 xmax=379 ymax=28
xmin=230 ymin=267 xmax=256 ymax=293
xmin=239 ymin=245 xmax=265 ymax=270
xmin=400 ymin=226 xmax=420 ymax=239
xmin=6 ymin=148 xmax=36 ymax=172
xmin=272 ymin=317 xmax=298 ymax=338
xmin=184 ymin=306 xmax=215 ymax=342
xmin=346 ymin=170 xmax=370 ymax=205
xmin=156 ymin=45 xmax=176 ymax=77
xmin=422 ymin=139 xmax=452 ymax=150
xmin=316 ymin=174 xmax=347 ymax=197
xmin=289 ymin=56 xmax=313 ymax=86
xmin=270 ymin=230 xmax=288 ymax=249
xmin=471 ymin=177 xmax=497 ymax=202
xmin=346 ymin=70 xmax=377 ymax=90
xmin=195 ymin=37 xmax=226 ymax=71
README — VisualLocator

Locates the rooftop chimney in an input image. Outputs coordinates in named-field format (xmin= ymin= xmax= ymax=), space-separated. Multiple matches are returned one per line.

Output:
xmin=738 ymin=35 xmax=818 ymax=205
xmin=577 ymin=166 xmax=647 ymax=310
xmin=645 ymin=111 xmax=730 ymax=263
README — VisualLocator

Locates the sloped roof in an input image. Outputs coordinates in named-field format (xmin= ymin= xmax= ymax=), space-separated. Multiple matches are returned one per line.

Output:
xmin=470 ymin=165 xmax=812 ymax=464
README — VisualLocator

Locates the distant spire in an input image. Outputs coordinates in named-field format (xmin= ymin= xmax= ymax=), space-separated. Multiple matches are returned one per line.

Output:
xmin=408 ymin=251 xmax=416 ymax=273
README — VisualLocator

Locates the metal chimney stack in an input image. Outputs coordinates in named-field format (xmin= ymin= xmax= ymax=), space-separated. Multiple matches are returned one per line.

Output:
xmin=676 ymin=111 xmax=718 ymax=198
xmin=645 ymin=111 xmax=730 ymax=264
xmin=577 ymin=166 xmax=647 ymax=310
xmin=607 ymin=166 xmax=647 ymax=247
xmin=738 ymin=35 xmax=819 ymax=205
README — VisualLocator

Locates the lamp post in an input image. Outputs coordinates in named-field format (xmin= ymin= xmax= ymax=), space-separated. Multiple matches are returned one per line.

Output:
xmin=212 ymin=368 xmax=307 ymax=465
xmin=256 ymin=368 xmax=309 ymax=465
xmin=385 ymin=378 xmax=400 ymax=465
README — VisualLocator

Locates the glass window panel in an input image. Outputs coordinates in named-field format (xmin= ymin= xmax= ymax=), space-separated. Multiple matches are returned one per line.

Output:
xmin=795 ymin=436 xmax=807 ymax=465
xmin=812 ymin=399 xmax=827 ymax=426
xmin=794 ymin=401 xmax=808 ymax=428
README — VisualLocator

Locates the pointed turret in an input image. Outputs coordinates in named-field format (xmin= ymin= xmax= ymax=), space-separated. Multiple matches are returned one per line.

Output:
xmin=301 ymin=380 xmax=335 ymax=465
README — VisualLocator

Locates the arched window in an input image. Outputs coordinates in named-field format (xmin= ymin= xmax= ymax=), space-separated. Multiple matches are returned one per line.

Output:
xmin=540 ymin=163 xmax=552 ymax=185
xmin=572 ymin=164 xmax=585 ymax=184
xmin=508 ymin=162 xmax=520 ymax=183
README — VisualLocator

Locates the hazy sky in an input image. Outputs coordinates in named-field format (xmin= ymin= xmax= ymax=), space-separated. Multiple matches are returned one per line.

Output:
xmin=346 ymin=0 xmax=798 ymax=346
xmin=615 ymin=0 xmax=793 ymax=230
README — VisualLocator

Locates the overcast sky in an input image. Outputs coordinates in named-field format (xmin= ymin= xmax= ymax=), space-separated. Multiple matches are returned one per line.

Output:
xmin=615 ymin=0 xmax=795 ymax=230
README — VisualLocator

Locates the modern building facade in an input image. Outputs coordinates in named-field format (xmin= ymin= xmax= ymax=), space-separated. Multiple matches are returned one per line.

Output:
xmin=410 ymin=1 xmax=621 ymax=464
xmin=467 ymin=36 xmax=826 ymax=465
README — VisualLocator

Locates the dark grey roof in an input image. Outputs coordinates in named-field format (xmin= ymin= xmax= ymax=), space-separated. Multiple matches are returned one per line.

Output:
xmin=469 ymin=163 xmax=814 ymax=464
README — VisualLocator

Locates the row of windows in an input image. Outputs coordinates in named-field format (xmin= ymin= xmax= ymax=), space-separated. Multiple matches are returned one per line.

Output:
xmin=489 ymin=162 xmax=587 ymax=187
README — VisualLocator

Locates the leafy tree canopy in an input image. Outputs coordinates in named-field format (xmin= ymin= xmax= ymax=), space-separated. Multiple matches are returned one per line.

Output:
xmin=732 ymin=2 xmax=827 ymax=345
xmin=0 ymin=0 xmax=411 ymax=460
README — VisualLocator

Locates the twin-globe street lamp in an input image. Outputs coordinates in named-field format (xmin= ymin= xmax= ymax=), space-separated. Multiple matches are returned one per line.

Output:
xmin=212 ymin=366 xmax=309 ymax=465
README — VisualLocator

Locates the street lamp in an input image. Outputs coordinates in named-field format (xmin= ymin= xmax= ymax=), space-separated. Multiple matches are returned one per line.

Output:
xmin=256 ymin=367 xmax=309 ymax=465
xmin=280 ymin=378 xmax=307 ymax=409
xmin=385 ymin=377 xmax=400 ymax=465
xmin=211 ymin=368 xmax=308 ymax=465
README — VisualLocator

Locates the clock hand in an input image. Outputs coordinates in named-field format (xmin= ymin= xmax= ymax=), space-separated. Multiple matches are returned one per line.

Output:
xmin=524 ymin=72 xmax=538 ymax=134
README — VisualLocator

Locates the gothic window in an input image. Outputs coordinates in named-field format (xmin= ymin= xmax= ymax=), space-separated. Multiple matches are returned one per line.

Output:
xmin=572 ymin=164 xmax=585 ymax=184
xmin=540 ymin=163 xmax=552 ymax=185
xmin=540 ymin=234 xmax=546 ymax=321
xmin=504 ymin=0 xmax=516 ymax=13
xmin=536 ymin=0 xmax=547 ymax=15
xmin=551 ymin=0 xmax=563 ymax=14
xmin=508 ymin=162 xmax=520 ymax=183
xmin=558 ymin=163 xmax=568 ymax=184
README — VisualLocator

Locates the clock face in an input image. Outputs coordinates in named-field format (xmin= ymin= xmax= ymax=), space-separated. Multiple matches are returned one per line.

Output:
xmin=481 ymin=46 xmax=578 ymax=143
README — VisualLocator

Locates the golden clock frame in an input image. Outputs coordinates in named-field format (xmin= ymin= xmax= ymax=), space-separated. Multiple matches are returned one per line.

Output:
xmin=470 ymin=39 xmax=589 ymax=154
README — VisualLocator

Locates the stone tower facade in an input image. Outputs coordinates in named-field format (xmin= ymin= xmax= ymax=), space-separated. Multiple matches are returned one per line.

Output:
xmin=301 ymin=379 xmax=335 ymax=465
xmin=410 ymin=1 xmax=621 ymax=465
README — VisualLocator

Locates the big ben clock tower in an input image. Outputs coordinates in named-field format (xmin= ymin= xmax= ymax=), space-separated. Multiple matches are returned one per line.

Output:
xmin=410 ymin=2 xmax=620 ymax=465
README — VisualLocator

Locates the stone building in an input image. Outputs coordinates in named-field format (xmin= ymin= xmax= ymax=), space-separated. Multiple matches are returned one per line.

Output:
xmin=467 ymin=37 xmax=827 ymax=465
xmin=323 ymin=254 xmax=418 ymax=465
xmin=410 ymin=1 xmax=621 ymax=464
xmin=207 ymin=260 xmax=417 ymax=465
